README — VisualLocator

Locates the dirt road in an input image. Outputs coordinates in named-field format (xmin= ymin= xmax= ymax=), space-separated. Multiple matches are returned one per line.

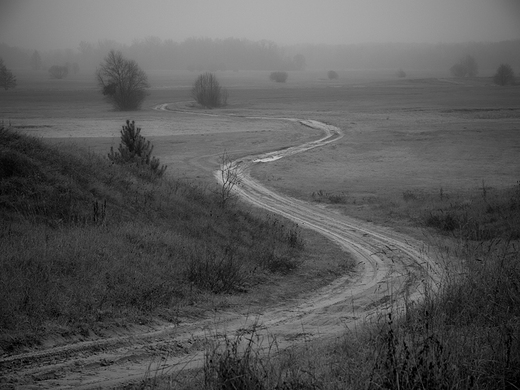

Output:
xmin=0 ymin=106 xmax=441 ymax=389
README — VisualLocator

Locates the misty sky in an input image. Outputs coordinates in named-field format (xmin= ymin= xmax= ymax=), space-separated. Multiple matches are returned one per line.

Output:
xmin=1 ymin=0 xmax=519 ymax=50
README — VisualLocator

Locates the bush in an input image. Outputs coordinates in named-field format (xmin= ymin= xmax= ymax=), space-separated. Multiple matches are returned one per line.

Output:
xmin=192 ymin=72 xmax=228 ymax=108
xmin=450 ymin=63 xmax=467 ymax=78
xmin=270 ymin=71 xmax=288 ymax=83
xmin=396 ymin=69 xmax=406 ymax=78
xmin=450 ymin=55 xmax=478 ymax=78
xmin=493 ymin=63 xmax=516 ymax=86
xmin=48 ymin=65 xmax=68 ymax=79
xmin=96 ymin=50 xmax=149 ymax=111
xmin=327 ymin=70 xmax=339 ymax=80
xmin=108 ymin=120 xmax=167 ymax=176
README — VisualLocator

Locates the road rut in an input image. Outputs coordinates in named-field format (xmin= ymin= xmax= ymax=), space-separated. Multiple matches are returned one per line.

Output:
xmin=0 ymin=105 xmax=441 ymax=389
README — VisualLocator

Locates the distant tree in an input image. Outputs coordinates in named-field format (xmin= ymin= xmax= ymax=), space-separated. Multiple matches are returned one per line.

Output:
xmin=71 ymin=62 xmax=80 ymax=74
xmin=396 ymin=69 xmax=406 ymax=78
xmin=270 ymin=71 xmax=288 ymax=83
xmin=327 ymin=70 xmax=339 ymax=80
xmin=108 ymin=120 xmax=166 ymax=176
xmin=0 ymin=58 xmax=17 ymax=90
xmin=493 ymin=64 xmax=516 ymax=86
xmin=461 ymin=55 xmax=478 ymax=77
xmin=450 ymin=63 xmax=466 ymax=78
xmin=191 ymin=72 xmax=228 ymax=108
xmin=96 ymin=50 xmax=149 ymax=111
xmin=49 ymin=65 xmax=68 ymax=79
xmin=293 ymin=54 xmax=306 ymax=71
xmin=450 ymin=55 xmax=478 ymax=78
xmin=30 ymin=50 xmax=42 ymax=71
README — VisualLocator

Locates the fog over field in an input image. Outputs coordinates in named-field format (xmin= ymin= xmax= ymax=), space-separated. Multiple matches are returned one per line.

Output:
xmin=1 ymin=0 xmax=520 ymax=73
xmin=1 ymin=0 xmax=520 ymax=49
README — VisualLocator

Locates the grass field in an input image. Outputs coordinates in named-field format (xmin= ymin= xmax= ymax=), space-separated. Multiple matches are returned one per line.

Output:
xmin=3 ymin=70 xmax=518 ymax=195
xmin=1 ymin=69 xmax=519 ymax=388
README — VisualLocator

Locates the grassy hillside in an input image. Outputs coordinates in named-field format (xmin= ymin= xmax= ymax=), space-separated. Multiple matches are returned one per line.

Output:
xmin=196 ymin=184 xmax=520 ymax=390
xmin=0 ymin=123 xmax=306 ymax=352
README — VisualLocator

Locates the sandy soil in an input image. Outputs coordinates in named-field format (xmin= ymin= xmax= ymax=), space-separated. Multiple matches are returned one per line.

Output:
xmin=0 ymin=105 xmax=441 ymax=389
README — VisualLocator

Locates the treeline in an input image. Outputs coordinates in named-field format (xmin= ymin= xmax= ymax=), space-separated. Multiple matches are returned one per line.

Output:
xmin=0 ymin=37 xmax=304 ymax=73
xmin=294 ymin=40 xmax=520 ymax=74
xmin=1 ymin=38 xmax=519 ymax=74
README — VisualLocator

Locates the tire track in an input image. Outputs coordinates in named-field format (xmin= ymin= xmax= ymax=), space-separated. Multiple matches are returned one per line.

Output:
xmin=0 ymin=104 xmax=441 ymax=389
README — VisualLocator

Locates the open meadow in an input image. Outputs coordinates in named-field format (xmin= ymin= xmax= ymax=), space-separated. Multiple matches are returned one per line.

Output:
xmin=3 ymin=69 xmax=518 ymax=224
xmin=1 ymin=69 xmax=520 ymax=389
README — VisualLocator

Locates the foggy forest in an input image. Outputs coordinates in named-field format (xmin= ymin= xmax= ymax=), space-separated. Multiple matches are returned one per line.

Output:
xmin=1 ymin=37 xmax=520 ymax=74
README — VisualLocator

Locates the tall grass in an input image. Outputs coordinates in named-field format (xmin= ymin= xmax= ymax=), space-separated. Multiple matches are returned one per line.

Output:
xmin=178 ymin=184 xmax=520 ymax=389
xmin=0 ymin=125 xmax=304 ymax=351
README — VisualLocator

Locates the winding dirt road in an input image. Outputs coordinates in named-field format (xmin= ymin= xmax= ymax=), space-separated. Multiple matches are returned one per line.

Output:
xmin=0 ymin=106 xmax=441 ymax=389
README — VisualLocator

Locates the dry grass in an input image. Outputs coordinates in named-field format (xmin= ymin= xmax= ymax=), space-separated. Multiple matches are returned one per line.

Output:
xmin=164 ymin=198 xmax=519 ymax=389
xmin=0 ymin=125 xmax=326 ymax=353
xmin=2 ymin=71 xmax=519 ymax=386
xmin=127 ymin=76 xmax=520 ymax=389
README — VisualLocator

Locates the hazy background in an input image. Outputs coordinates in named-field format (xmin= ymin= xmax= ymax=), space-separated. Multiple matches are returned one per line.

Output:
xmin=0 ymin=0 xmax=519 ymax=74
xmin=1 ymin=0 xmax=519 ymax=50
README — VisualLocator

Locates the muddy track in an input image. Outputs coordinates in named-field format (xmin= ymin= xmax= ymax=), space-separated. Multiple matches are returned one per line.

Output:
xmin=0 ymin=105 xmax=441 ymax=389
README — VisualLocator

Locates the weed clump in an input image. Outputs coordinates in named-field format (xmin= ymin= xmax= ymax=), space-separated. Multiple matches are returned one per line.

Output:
xmin=311 ymin=189 xmax=347 ymax=204
xmin=422 ymin=183 xmax=520 ymax=240
xmin=204 ymin=327 xmax=320 ymax=390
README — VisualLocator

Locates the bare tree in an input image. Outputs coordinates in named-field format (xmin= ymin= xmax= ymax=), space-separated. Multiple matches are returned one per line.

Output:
xmin=96 ymin=50 xmax=149 ymax=111
xmin=192 ymin=72 xmax=228 ymax=108
xmin=493 ymin=64 xmax=515 ymax=86
xmin=0 ymin=59 xmax=17 ymax=90
xmin=217 ymin=151 xmax=242 ymax=207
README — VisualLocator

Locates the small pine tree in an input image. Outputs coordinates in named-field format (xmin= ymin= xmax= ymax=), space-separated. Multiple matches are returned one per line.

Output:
xmin=108 ymin=120 xmax=167 ymax=176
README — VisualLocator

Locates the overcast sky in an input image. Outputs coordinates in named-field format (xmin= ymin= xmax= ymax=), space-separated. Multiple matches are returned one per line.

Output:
xmin=1 ymin=0 xmax=519 ymax=50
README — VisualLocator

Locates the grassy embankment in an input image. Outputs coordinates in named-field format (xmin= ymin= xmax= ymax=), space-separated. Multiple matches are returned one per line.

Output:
xmin=190 ymin=181 xmax=520 ymax=388
xmin=0 ymin=123 xmax=305 ymax=353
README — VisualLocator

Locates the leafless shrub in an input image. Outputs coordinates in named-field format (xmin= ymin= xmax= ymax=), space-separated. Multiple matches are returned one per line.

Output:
xmin=269 ymin=71 xmax=288 ymax=83
xmin=327 ymin=70 xmax=339 ymax=80
xmin=192 ymin=72 xmax=228 ymax=108
xmin=217 ymin=151 xmax=242 ymax=207
xmin=396 ymin=68 xmax=406 ymax=78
